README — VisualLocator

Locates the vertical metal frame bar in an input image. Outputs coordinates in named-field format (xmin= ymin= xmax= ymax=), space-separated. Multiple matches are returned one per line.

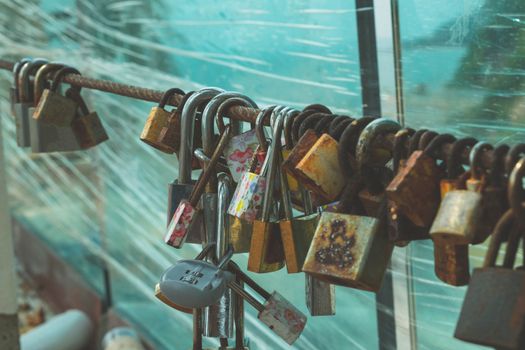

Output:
xmin=0 ymin=107 xmax=21 ymax=349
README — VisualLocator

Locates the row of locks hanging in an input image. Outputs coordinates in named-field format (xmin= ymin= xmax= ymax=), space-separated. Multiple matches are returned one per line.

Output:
xmin=7 ymin=58 xmax=524 ymax=349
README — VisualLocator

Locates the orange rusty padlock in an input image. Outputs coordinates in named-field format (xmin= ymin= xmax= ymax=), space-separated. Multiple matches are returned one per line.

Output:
xmin=157 ymin=90 xmax=194 ymax=154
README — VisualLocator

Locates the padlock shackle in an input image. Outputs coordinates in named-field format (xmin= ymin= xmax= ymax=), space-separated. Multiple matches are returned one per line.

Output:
xmin=188 ymin=125 xmax=232 ymax=206
xmin=12 ymin=57 xmax=31 ymax=101
xmin=234 ymin=275 xmax=245 ymax=349
xmin=338 ymin=117 xmax=374 ymax=180
xmin=202 ymin=92 xmax=256 ymax=154
xmin=227 ymin=261 xmax=272 ymax=300
xmin=327 ymin=115 xmax=350 ymax=139
xmin=298 ymin=112 xmax=330 ymax=138
xmin=314 ymin=114 xmax=336 ymax=135
xmin=508 ymin=157 xmax=525 ymax=220
xmin=505 ymin=143 xmax=525 ymax=175
xmin=195 ymin=243 xmax=216 ymax=260
xmin=19 ymin=58 xmax=48 ymax=103
xmin=216 ymin=173 xmax=232 ymax=259
xmin=254 ymin=106 xmax=276 ymax=151
xmin=158 ymin=87 xmax=185 ymax=109
xmin=291 ymin=104 xmax=330 ymax=145
xmin=193 ymin=148 xmax=230 ymax=174
xmin=50 ymin=66 xmax=81 ymax=93
xmin=489 ymin=144 xmax=510 ymax=187
xmin=330 ymin=118 xmax=352 ymax=141
xmin=228 ymin=280 xmax=265 ymax=313
xmin=215 ymin=95 xmax=257 ymax=135
xmin=179 ymin=88 xmax=223 ymax=183
xmin=392 ymin=128 xmax=415 ymax=173
xmin=284 ymin=109 xmax=300 ymax=149
xmin=484 ymin=209 xmax=516 ymax=268
xmin=469 ymin=141 xmax=493 ymax=181
xmin=446 ymin=137 xmax=477 ymax=179
xmin=417 ymin=131 xmax=438 ymax=151
xmin=424 ymin=133 xmax=456 ymax=159
xmin=407 ymin=129 xmax=427 ymax=155
xmin=33 ymin=63 xmax=67 ymax=104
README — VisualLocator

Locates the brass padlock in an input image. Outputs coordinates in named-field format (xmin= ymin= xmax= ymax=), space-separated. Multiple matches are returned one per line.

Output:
xmin=157 ymin=90 xmax=194 ymax=154
xmin=32 ymin=66 xmax=80 ymax=126
xmin=29 ymin=64 xmax=82 ymax=153
xmin=227 ymin=263 xmax=307 ymax=345
xmin=454 ymin=209 xmax=525 ymax=350
xmin=166 ymin=88 xmax=222 ymax=243
xmin=140 ymin=87 xmax=184 ymax=153
xmin=386 ymin=132 xmax=452 ymax=228
xmin=279 ymin=148 xmax=320 ymax=273
xmin=432 ymin=138 xmax=475 ymax=286
xmin=68 ymin=89 xmax=109 ymax=149
xmin=227 ymin=107 xmax=275 ymax=253
xmin=14 ymin=59 xmax=48 ymax=147
xmin=247 ymin=107 xmax=287 ymax=273
xmin=165 ymin=125 xmax=231 ymax=248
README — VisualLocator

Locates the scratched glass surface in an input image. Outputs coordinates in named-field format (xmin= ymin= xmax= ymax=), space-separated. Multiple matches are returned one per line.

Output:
xmin=0 ymin=0 xmax=523 ymax=349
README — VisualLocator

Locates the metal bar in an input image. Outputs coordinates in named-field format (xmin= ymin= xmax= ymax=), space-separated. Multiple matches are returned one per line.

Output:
xmin=390 ymin=0 xmax=405 ymax=126
xmin=355 ymin=0 xmax=382 ymax=117
xmin=0 ymin=106 xmax=21 ymax=350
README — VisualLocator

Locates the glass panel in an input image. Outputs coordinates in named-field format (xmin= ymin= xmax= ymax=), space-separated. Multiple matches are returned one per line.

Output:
xmin=0 ymin=1 xmax=379 ymax=349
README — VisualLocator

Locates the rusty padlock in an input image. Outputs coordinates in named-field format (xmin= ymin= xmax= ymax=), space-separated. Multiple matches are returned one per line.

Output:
xmin=32 ymin=65 xmax=80 ymax=126
xmin=291 ymin=104 xmax=331 ymax=144
xmin=430 ymin=141 xmax=492 ymax=245
xmin=68 ymin=89 xmax=109 ymax=149
xmin=140 ymin=87 xmax=184 ymax=153
xmin=227 ymin=107 xmax=276 ymax=253
xmin=157 ymin=90 xmax=194 ymax=154
xmin=386 ymin=131 xmax=451 ymax=228
xmin=14 ymin=59 xmax=47 ymax=147
xmin=165 ymin=125 xmax=231 ymax=248
xmin=29 ymin=64 xmax=82 ymax=153
xmin=433 ymin=137 xmax=476 ymax=286
xmin=227 ymin=263 xmax=307 ymax=345
xmin=454 ymin=208 xmax=525 ymax=350
xmin=247 ymin=107 xmax=288 ymax=273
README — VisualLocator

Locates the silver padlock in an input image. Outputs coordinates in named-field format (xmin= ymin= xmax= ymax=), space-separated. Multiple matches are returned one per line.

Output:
xmin=226 ymin=264 xmax=307 ymax=345
xmin=203 ymin=173 xmax=236 ymax=338
xmin=159 ymin=244 xmax=234 ymax=309
xmin=29 ymin=64 xmax=81 ymax=153
xmin=14 ymin=58 xmax=47 ymax=147
xmin=166 ymin=88 xmax=223 ymax=244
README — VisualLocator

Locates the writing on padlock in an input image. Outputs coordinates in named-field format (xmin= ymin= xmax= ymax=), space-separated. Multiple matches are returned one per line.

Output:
xmin=165 ymin=125 xmax=232 ymax=248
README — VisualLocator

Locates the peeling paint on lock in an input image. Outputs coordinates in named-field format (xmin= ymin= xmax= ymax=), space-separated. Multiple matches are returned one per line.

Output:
xmin=164 ymin=199 xmax=196 ymax=248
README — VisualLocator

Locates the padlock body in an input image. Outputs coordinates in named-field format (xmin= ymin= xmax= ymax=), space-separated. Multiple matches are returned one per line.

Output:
xmin=282 ymin=129 xmax=318 ymax=182
xmin=433 ymin=239 xmax=469 ymax=286
xmin=430 ymin=190 xmax=483 ymax=244
xmin=295 ymin=133 xmax=345 ymax=203
xmin=280 ymin=213 xmax=319 ymax=273
xmin=71 ymin=111 xmax=108 ymax=149
xmin=455 ymin=267 xmax=525 ymax=349
xmin=167 ymin=181 xmax=204 ymax=244
xmin=157 ymin=113 xmax=182 ymax=154
xmin=202 ymin=289 xmax=235 ymax=338
xmin=358 ymin=189 xmax=384 ymax=217
xmin=29 ymin=108 xmax=81 ymax=153
xmin=386 ymin=151 xmax=441 ymax=227
xmin=228 ymin=215 xmax=252 ymax=253
xmin=248 ymin=220 xmax=285 ymax=273
xmin=305 ymin=274 xmax=335 ymax=316
xmin=154 ymin=283 xmax=192 ymax=314
xmin=223 ymin=129 xmax=259 ymax=182
xmin=14 ymin=102 xmax=31 ymax=147
xmin=258 ymin=292 xmax=307 ymax=345
xmin=227 ymin=172 xmax=266 ymax=222
xmin=164 ymin=199 xmax=197 ymax=248
xmin=303 ymin=212 xmax=392 ymax=291
xmin=140 ymin=106 xmax=173 ymax=153
xmin=33 ymin=89 xmax=78 ymax=126
xmin=387 ymin=200 xmax=429 ymax=243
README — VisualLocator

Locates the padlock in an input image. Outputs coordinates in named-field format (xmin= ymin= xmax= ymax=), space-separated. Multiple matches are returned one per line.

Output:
xmin=227 ymin=107 xmax=276 ymax=253
xmin=454 ymin=209 xmax=525 ymax=350
xmin=430 ymin=141 xmax=491 ymax=245
xmin=32 ymin=65 xmax=80 ymax=126
xmin=166 ymin=88 xmax=222 ymax=242
xmin=10 ymin=58 xmax=31 ymax=127
xmin=14 ymin=58 xmax=47 ymax=147
xmin=29 ymin=64 xmax=82 ymax=153
xmin=279 ymin=149 xmax=320 ymax=273
xmin=140 ymin=87 xmax=184 ymax=152
xmin=226 ymin=263 xmax=307 ymax=345
xmin=430 ymin=138 xmax=473 ymax=286
xmin=165 ymin=125 xmax=231 ymax=248
xmin=203 ymin=174 xmax=236 ymax=338
xmin=68 ymin=89 xmax=109 ymax=149
xmin=305 ymin=273 xmax=335 ymax=316
xmin=209 ymin=94 xmax=258 ymax=182
xmin=281 ymin=109 xmax=302 ymax=196
xmin=159 ymin=244 xmax=234 ymax=309
xmin=294 ymin=133 xmax=345 ymax=203
xmin=505 ymin=143 xmax=525 ymax=175
xmin=156 ymin=90 xmax=193 ymax=154
xmin=247 ymin=107 xmax=287 ymax=273
xmin=386 ymin=132 xmax=452 ymax=228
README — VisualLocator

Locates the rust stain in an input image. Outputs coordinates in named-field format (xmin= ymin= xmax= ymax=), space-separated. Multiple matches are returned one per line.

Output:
xmin=314 ymin=218 xmax=356 ymax=269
